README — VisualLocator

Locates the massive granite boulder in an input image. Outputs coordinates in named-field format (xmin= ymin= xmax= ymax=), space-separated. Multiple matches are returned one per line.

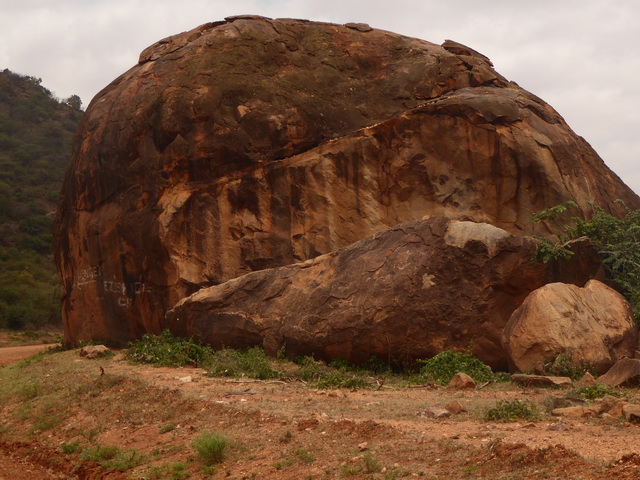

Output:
xmin=54 ymin=15 xmax=640 ymax=345
xmin=165 ymin=217 xmax=604 ymax=369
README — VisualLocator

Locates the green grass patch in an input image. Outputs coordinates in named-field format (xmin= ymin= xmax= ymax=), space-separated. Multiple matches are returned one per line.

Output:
xmin=61 ymin=441 xmax=80 ymax=454
xmin=81 ymin=444 xmax=145 ymax=470
xmin=127 ymin=329 xmax=214 ymax=367
xmin=484 ymin=399 xmax=539 ymax=422
xmin=192 ymin=431 xmax=229 ymax=465
xmin=206 ymin=347 xmax=282 ymax=379
xmin=572 ymin=384 xmax=619 ymax=400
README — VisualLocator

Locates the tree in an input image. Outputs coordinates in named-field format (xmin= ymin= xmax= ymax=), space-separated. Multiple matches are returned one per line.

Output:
xmin=63 ymin=94 xmax=82 ymax=111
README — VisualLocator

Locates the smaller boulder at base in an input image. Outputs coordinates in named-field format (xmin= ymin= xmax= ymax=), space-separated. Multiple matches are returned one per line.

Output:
xmin=501 ymin=280 xmax=638 ymax=374
xmin=448 ymin=372 xmax=477 ymax=389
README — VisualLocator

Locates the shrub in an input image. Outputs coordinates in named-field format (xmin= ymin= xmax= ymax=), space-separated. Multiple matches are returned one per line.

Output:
xmin=61 ymin=441 xmax=80 ymax=454
xmin=206 ymin=347 xmax=282 ymax=379
xmin=546 ymin=352 xmax=593 ymax=380
xmin=412 ymin=350 xmax=494 ymax=385
xmin=290 ymin=356 xmax=376 ymax=389
xmin=126 ymin=329 xmax=214 ymax=367
xmin=484 ymin=399 xmax=539 ymax=422
xmin=192 ymin=431 xmax=228 ymax=465
xmin=573 ymin=384 xmax=619 ymax=400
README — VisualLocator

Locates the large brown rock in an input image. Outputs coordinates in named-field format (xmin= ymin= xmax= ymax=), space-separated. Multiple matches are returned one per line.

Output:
xmin=501 ymin=280 xmax=638 ymax=374
xmin=165 ymin=217 xmax=602 ymax=369
xmin=54 ymin=16 xmax=639 ymax=345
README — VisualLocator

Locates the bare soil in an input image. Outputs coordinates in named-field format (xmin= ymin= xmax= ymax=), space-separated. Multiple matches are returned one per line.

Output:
xmin=0 ymin=346 xmax=639 ymax=479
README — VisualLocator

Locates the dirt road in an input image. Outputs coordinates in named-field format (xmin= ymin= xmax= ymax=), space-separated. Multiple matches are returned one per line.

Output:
xmin=0 ymin=344 xmax=56 ymax=366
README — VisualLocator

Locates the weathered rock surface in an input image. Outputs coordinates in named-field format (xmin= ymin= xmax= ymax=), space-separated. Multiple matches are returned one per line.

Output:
xmin=501 ymin=280 xmax=638 ymax=374
xmin=597 ymin=358 xmax=640 ymax=387
xmin=448 ymin=373 xmax=477 ymax=389
xmin=54 ymin=16 xmax=640 ymax=345
xmin=575 ymin=372 xmax=597 ymax=387
xmin=165 ymin=217 xmax=602 ymax=369
xmin=622 ymin=404 xmax=640 ymax=422
xmin=511 ymin=374 xmax=573 ymax=388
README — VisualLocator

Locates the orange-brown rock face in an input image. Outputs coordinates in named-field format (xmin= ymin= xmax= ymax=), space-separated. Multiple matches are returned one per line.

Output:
xmin=54 ymin=16 xmax=640 ymax=345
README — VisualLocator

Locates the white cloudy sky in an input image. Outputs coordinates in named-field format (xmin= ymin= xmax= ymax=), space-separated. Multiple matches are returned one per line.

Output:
xmin=2 ymin=0 xmax=639 ymax=194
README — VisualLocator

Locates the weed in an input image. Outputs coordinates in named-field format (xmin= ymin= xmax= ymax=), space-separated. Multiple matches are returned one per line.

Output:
xmin=290 ymin=356 xmax=376 ymax=389
xmin=494 ymin=372 xmax=512 ymax=383
xmin=81 ymin=444 xmax=145 ymax=470
xmin=192 ymin=431 xmax=228 ymax=465
xmin=127 ymin=329 xmax=214 ymax=367
xmin=159 ymin=423 xmax=177 ymax=434
xmin=200 ymin=465 xmax=217 ymax=476
xmin=61 ymin=441 xmax=80 ymax=454
xmin=315 ymin=374 xmax=370 ymax=389
xmin=411 ymin=350 xmax=494 ymax=385
xmin=547 ymin=352 xmax=593 ymax=380
xmin=31 ymin=414 xmax=61 ymax=433
xmin=462 ymin=465 xmax=479 ymax=476
xmin=572 ymin=384 xmax=619 ymax=400
xmin=81 ymin=444 xmax=120 ymax=462
xmin=341 ymin=464 xmax=362 ymax=476
xmin=206 ymin=347 xmax=282 ymax=379
xmin=148 ymin=461 xmax=189 ymax=480
xmin=75 ymin=374 xmax=126 ymax=398
xmin=362 ymin=452 xmax=381 ymax=473
xmin=19 ymin=381 xmax=40 ymax=400
xmin=81 ymin=428 xmax=100 ymax=442
xmin=294 ymin=448 xmax=315 ymax=464
xmin=278 ymin=430 xmax=293 ymax=444
xmin=484 ymin=399 xmax=539 ymax=422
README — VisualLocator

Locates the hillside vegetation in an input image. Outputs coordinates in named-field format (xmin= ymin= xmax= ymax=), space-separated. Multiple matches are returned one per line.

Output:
xmin=0 ymin=69 xmax=83 ymax=329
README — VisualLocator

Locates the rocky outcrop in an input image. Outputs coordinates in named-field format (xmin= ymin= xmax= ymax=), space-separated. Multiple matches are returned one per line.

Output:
xmin=54 ymin=16 xmax=640 ymax=345
xmin=501 ymin=280 xmax=638 ymax=374
xmin=165 ymin=217 xmax=603 ymax=369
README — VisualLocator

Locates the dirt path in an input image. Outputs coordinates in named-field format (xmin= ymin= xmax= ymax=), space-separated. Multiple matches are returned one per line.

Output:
xmin=105 ymin=361 xmax=640 ymax=463
xmin=0 ymin=344 xmax=56 ymax=366
xmin=1 ymin=347 xmax=640 ymax=479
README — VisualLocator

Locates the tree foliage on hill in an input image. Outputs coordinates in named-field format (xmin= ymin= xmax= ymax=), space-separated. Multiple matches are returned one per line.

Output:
xmin=532 ymin=200 xmax=640 ymax=320
xmin=0 ymin=69 xmax=83 ymax=329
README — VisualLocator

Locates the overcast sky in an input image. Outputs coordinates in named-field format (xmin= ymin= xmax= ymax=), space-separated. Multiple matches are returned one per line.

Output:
xmin=2 ymin=0 xmax=639 ymax=194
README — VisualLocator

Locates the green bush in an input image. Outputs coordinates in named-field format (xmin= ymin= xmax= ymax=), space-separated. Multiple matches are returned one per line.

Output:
xmin=205 ymin=346 xmax=282 ymax=379
xmin=484 ymin=399 xmax=539 ymax=422
xmin=546 ymin=352 xmax=593 ymax=380
xmin=573 ymin=384 xmax=619 ymax=400
xmin=532 ymin=200 xmax=640 ymax=319
xmin=411 ymin=350 xmax=494 ymax=385
xmin=126 ymin=330 xmax=214 ymax=367
xmin=192 ymin=431 xmax=228 ymax=465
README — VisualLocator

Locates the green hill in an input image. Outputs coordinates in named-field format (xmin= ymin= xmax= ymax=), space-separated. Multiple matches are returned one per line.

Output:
xmin=0 ymin=69 xmax=83 ymax=329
